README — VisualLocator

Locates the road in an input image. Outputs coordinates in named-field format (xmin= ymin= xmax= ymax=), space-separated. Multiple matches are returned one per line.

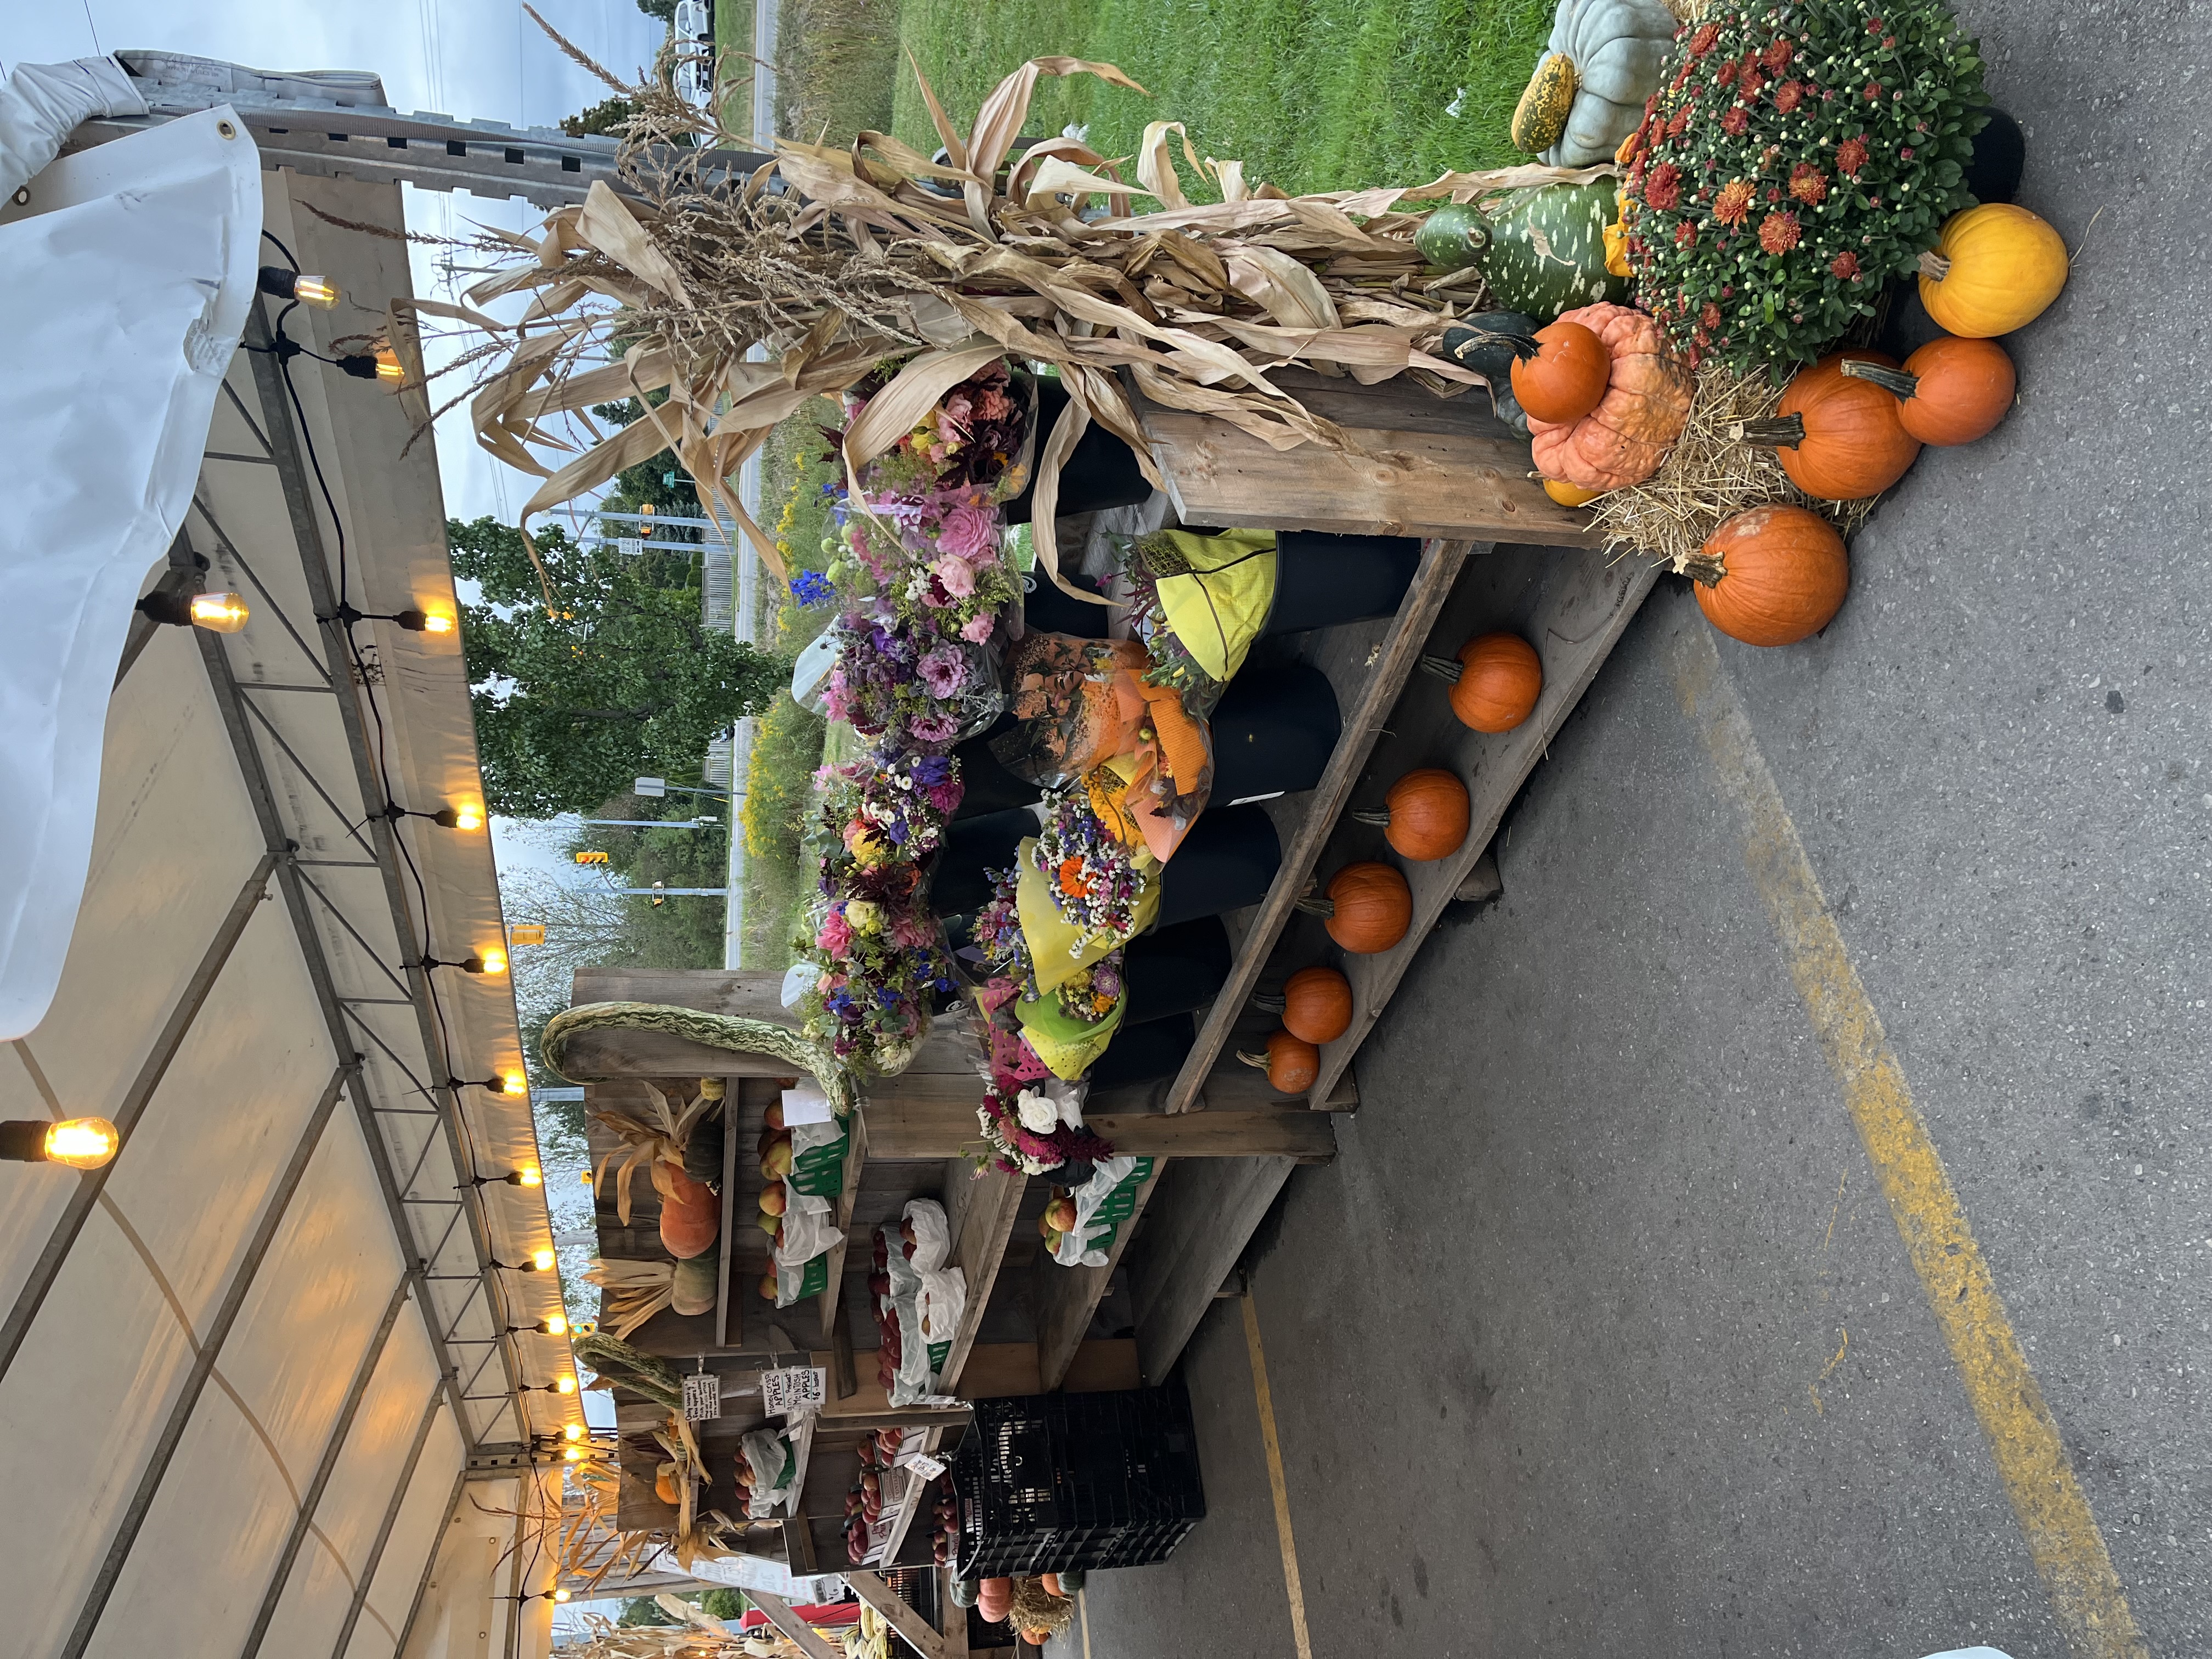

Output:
xmin=1059 ymin=3 xmax=2212 ymax=1653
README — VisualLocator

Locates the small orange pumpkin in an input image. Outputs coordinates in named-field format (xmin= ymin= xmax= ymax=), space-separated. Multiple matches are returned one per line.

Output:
xmin=1838 ymin=337 xmax=2015 ymax=446
xmin=1738 ymin=352 xmax=1922 ymax=500
xmin=1252 ymin=1029 xmax=1319 ymax=1093
xmin=1424 ymin=633 xmax=1542 ymax=733
xmin=1352 ymin=769 xmax=1470 ymax=861
xmin=1509 ymin=319 xmax=1610 ymax=424
xmin=1691 ymin=505 xmax=1849 ymax=647
xmin=1527 ymin=302 xmax=1694 ymax=490
xmin=1300 ymin=862 xmax=1412 ymax=954
xmin=1280 ymin=966 xmax=1353 ymax=1045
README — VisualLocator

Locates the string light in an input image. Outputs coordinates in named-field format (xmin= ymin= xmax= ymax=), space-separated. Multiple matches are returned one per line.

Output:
xmin=381 ymin=803 xmax=483 ymax=832
xmin=0 ymin=1117 xmax=120 ymax=1169
xmin=328 ymin=603 xmax=456 ymax=634
xmin=136 ymin=589 xmax=251 ymax=633
xmin=563 ymin=1421 xmax=584 ymax=1441
xmin=448 ymin=1074 xmax=526 ymax=1097
xmin=255 ymin=266 xmax=341 ymax=308
xmin=509 ymin=1313 xmax=568 ymax=1335
xmin=463 ymin=1165 xmax=543 ymax=1188
xmin=555 ymin=1375 xmax=577 ymax=1394
xmin=493 ymin=1248 xmax=558 ymax=1273
xmin=419 ymin=952 xmax=505 ymax=975
xmin=552 ymin=1589 xmax=572 ymax=1604
xmin=478 ymin=946 xmax=509 ymax=975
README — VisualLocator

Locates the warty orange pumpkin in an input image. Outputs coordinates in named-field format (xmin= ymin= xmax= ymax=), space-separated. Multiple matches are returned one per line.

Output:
xmin=1527 ymin=301 xmax=1693 ymax=490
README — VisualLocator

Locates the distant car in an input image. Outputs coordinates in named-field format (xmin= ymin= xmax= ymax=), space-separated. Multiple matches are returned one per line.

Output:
xmin=674 ymin=0 xmax=712 ymax=43
xmin=672 ymin=0 xmax=714 ymax=108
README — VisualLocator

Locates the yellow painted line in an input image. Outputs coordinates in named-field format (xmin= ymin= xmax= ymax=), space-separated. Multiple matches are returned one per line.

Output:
xmin=1078 ymin=1587 xmax=1091 ymax=1659
xmin=1242 ymin=1294 xmax=1314 ymax=1659
xmin=1674 ymin=628 xmax=2146 ymax=1659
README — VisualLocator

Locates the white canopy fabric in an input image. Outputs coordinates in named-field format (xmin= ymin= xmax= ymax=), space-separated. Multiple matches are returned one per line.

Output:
xmin=0 ymin=68 xmax=259 ymax=1040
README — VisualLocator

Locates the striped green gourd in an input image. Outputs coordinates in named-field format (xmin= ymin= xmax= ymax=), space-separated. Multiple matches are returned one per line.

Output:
xmin=1478 ymin=181 xmax=1629 ymax=320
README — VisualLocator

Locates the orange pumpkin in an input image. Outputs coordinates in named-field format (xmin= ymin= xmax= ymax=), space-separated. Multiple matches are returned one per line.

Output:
xmin=1838 ymin=336 xmax=2015 ymax=446
xmin=1254 ymin=1029 xmax=1319 ymax=1093
xmin=658 ymin=1165 xmax=720 ymax=1259
xmin=1509 ymin=319 xmax=1610 ymax=424
xmin=1527 ymin=302 xmax=1693 ymax=490
xmin=1739 ymin=352 xmax=1922 ymax=499
xmin=1691 ymin=505 xmax=1849 ymax=647
xmin=1352 ymin=769 xmax=1469 ymax=861
xmin=1426 ymin=633 xmax=1542 ymax=733
xmin=1304 ymin=862 xmax=1412 ymax=954
xmin=1281 ymin=965 xmax=1353 ymax=1045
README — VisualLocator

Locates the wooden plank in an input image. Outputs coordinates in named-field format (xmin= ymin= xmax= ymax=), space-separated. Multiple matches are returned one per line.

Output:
xmin=716 ymin=1083 xmax=740 ymax=1348
xmin=1033 ymin=1161 xmax=1163 ymax=1392
xmin=749 ymin=1590 xmax=844 ymax=1659
xmin=847 ymin=1570 xmax=951 ymax=1659
xmin=1129 ymin=1157 xmax=1295 ymax=1384
xmin=1307 ymin=550 xmax=1660 ymax=1104
xmin=937 ymin=1567 xmax=970 ymax=1656
xmin=935 ymin=1167 xmax=1024 ymax=1393
xmin=1141 ymin=410 xmax=1596 ymax=546
xmin=831 ymin=1302 xmax=857 ymax=1399
xmin=1166 ymin=538 xmax=1482 ymax=1115
xmin=953 ymin=1339 xmax=1142 ymax=1399
xmin=817 ymin=1113 xmax=867 ymax=1345
xmin=783 ymin=1516 xmax=819 ymax=1574
xmin=1084 ymin=1056 xmax=1357 ymax=1115
xmin=860 ymin=1103 xmax=1336 ymax=1163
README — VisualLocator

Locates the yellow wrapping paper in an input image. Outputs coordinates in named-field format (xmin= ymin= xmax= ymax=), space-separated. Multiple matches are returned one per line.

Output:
xmin=1148 ymin=528 xmax=1277 ymax=682
xmin=1014 ymin=836 xmax=1160 ymax=992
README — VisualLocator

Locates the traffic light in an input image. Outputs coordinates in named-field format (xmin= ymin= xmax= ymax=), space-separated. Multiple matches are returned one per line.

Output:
xmin=574 ymin=851 xmax=609 ymax=866
xmin=648 ymin=881 xmax=666 ymax=909
xmin=509 ymin=924 xmax=547 ymax=947
xmin=638 ymin=502 xmax=655 ymax=537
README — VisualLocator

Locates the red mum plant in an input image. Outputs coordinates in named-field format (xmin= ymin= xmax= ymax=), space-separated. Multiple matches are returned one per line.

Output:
xmin=1621 ymin=0 xmax=1988 ymax=366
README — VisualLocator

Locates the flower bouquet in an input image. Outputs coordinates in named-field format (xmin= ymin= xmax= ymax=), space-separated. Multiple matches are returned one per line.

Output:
xmin=1112 ymin=528 xmax=1279 ymax=719
xmin=842 ymin=358 xmax=1037 ymax=507
xmin=792 ymin=754 xmax=966 ymax=1073
xmin=1621 ymin=0 xmax=1989 ymax=370
xmin=961 ymin=866 xmax=1129 ymax=1081
xmin=821 ymin=598 xmax=1003 ymax=753
xmin=1029 ymin=787 xmax=1151 ymax=957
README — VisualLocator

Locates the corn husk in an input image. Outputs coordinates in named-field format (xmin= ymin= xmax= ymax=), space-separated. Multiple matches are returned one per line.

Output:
xmin=453 ymin=22 xmax=1620 ymax=603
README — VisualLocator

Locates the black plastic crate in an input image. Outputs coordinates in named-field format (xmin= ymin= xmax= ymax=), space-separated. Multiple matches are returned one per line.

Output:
xmin=950 ymin=1382 xmax=1205 ymax=1578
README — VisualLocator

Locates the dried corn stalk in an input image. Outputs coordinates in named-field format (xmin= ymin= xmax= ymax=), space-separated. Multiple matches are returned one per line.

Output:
xmin=590 ymin=1081 xmax=716 ymax=1224
xmin=582 ymin=1258 xmax=676 ymax=1339
xmin=458 ymin=25 xmax=1615 ymax=600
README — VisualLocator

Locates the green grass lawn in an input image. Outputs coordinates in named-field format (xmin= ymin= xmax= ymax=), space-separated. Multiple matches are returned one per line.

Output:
xmin=890 ymin=0 xmax=1554 ymax=196
xmin=714 ymin=0 xmax=759 ymax=134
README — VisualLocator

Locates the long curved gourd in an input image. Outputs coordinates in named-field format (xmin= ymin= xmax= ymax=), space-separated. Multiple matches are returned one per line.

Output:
xmin=542 ymin=1001 xmax=858 ymax=1116
xmin=1538 ymin=0 xmax=1679 ymax=167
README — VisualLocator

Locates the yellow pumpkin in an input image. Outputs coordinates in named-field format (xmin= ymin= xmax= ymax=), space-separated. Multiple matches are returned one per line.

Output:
xmin=1542 ymin=477 xmax=1603 ymax=507
xmin=1917 ymin=204 xmax=2068 ymax=338
xmin=1511 ymin=55 xmax=1579 ymax=154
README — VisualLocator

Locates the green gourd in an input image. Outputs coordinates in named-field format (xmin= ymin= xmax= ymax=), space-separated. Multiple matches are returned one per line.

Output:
xmin=1479 ymin=182 xmax=1629 ymax=319
xmin=1413 ymin=200 xmax=1489 ymax=272
xmin=1511 ymin=54 xmax=1579 ymax=154
xmin=670 ymin=1255 xmax=718 ymax=1316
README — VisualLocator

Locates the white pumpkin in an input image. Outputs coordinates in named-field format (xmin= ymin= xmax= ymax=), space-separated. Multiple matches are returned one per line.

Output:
xmin=1537 ymin=0 xmax=1680 ymax=167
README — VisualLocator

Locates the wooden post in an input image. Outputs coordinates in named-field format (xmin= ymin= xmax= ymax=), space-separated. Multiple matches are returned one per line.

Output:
xmin=748 ymin=1590 xmax=844 ymax=1659
xmin=846 ymin=1568 xmax=953 ymax=1659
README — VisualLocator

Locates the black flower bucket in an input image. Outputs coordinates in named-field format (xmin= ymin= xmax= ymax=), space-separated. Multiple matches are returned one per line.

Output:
xmin=1210 ymin=663 xmax=1341 ymax=805
xmin=1155 ymin=805 xmax=1282 ymax=929
xmin=932 ymin=806 xmax=1037 ymax=917
xmin=950 ymin=714 xmax=1041 ymax=821
xmin=1003 ymin=379 xmax=1153 ymax=524
xmin=1121 ymin=917 xmax=1233 ymax=1025
xmin=1263 ymin=531 xmax=1422 ymax=635
xmin=1017 ymin=568 xmax=1118 ymax=640
xmin=1086 ymin=1011 xmax=1197 ymax=1090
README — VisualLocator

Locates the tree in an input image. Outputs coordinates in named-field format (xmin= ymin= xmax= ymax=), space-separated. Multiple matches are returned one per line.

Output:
xmin=617 ymin=1596 xmax=678 ymax=1626
xmin=561 ymin=97 xmax=636 ymax=138
xmin=698 ymin=1588 xmax=748 ymax=1620
xmin=449 ymin=517 xmax=787 ymax=817
xmin=635 ymin=0 xmax=678 ymax=19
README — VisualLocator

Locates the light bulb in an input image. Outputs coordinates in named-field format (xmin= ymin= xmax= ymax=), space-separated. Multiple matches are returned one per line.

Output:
xmin=543 ymin=1312 xmax=566 ymax=1335
xmin=552 ymin=1588 xmax=571 ymax=1603
xmin=293 ymin=274 xmax=340 ymax=309
xmin=419 ymin=611 xmax=455 ymax=634
xmin=450 ymin=805 xmax=484 ymax=831
xmin=374 ymin=347 xmax=404 ymax=383
xmin=563 ymin=1421 xmax=584 ymax=1441
xmin=478 ymin=947 xmax=509 ymax=975
xmin=562 ymin=1446 xmax=584 ymax=1462
xmin=43 ymin=1118 xmax=120 ymax=1170
xmin=502 ymin=1069 xmax=528 ymax=1094
xmin=531 ymin=1248 xmax=556 ymax=1272
xmin=555 ymin=1375 xmax=577 ymax=1394
xmin=188 ymin=592 xmax=251 ymax=634
xmin=517 ymin=1167 xmax=543 ymax=1188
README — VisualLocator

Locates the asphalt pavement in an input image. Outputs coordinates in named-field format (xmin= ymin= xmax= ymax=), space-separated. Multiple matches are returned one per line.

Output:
xmin=1057 ymin=3 xmax=2212 ymax=1651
